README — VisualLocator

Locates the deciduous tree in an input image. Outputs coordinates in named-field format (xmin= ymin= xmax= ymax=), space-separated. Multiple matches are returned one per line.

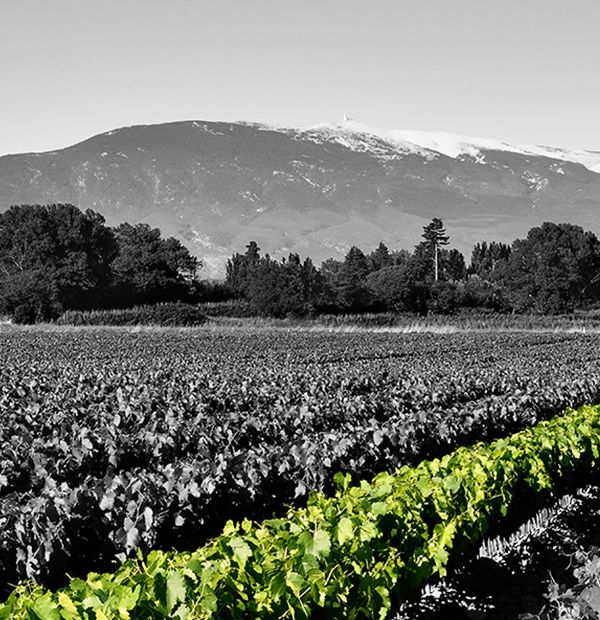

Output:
xmin=499 ymin=222 xmax=600 ymax=313
xmin=111 ymin=222 xmax=200 ymax=306
xmin=0 ymin=204 xmax=117 ymax=320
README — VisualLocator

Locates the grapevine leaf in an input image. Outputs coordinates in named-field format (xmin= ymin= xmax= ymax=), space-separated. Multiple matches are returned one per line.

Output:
xmin=166 ymin=571 xmax=187 ymax=615
xmin=336 ymin=517 xmax=354 ymax=546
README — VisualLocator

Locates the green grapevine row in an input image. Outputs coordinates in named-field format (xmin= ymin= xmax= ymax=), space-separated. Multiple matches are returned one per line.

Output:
xmin=2 ymin=404 xmax=600 ymax=619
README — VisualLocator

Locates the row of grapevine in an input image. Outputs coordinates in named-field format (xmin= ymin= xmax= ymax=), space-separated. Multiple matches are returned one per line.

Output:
xmin=2 ymin=329 xmax=600 ymax=590
xmin=3 ymin=404 xmax=600 ymax=619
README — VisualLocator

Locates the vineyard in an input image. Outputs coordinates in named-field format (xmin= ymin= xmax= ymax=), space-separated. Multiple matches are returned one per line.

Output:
xmin=2 ymin=326 xmax=600 ymax=617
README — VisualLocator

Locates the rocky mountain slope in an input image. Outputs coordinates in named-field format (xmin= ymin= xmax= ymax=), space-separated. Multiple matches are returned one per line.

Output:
xmin=1 ymin=119 xmax=599 ymax=276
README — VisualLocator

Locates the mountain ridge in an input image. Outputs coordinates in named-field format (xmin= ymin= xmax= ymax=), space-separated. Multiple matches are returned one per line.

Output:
xmin=1 ymin=119 xmax=599 ymax=276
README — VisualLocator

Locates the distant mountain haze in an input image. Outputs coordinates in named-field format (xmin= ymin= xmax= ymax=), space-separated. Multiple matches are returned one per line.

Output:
xmin=1 ymin=119 xmax=599 ymax=277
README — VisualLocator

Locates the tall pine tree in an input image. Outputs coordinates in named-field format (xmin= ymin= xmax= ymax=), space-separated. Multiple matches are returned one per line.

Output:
xmin=421 ymin=218 xmax=449 ymax=281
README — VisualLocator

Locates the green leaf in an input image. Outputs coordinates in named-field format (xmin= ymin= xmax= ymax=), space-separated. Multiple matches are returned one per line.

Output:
xmin=57 ymin=592 xmax=78 ymax=619
xmin=370 ymin=501 xmax=388 ymax=516
xmin=285 ymin=572 xmax=305 ymax=598
xmin=416 ymin=476 xmax=435 ymax=497
xmin=113 ymin=585 xmax=140 ymax=611
xmin=443 ymin=474 xmax=461 ymax=493
xmin=81 ymin=595 xmax=103 ymax=610
xmin=312 ymin=529 xmax=331 ymax=558
xmin=336 ymin=517 xmax=354 ymax=546
xmin=229 ymin=536 xmax=253 ymax=566
xmin=173 ymin=604 xmax=191 ymax=620
xmin=31 ymin=594 xmax=61 ymax=620
xmin=166 ymin=571 xmax=187 ymax=615
xmin=432 ymin=546 xmax=449 ymax=573
xmin=270 ymin=572 xmax=287 ymax=600
xmin=375 ymin=585 xmax=391 ymax=620
xmin=333 ymin=472 xmax=351 ymax=493
xmin=359 ymin=520 xmax=378 ymax=542
xmin=199 ymin=589 xmax=218 ymax=614
xmin=302 ymin=529 xmax=331 ymax=559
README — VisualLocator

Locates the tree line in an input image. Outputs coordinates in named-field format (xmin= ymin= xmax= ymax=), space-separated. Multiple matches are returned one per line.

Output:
xmin=0 ymin=204 xmax=200 ymax=323
xmin=2 ymin=204 xmax=600 ymax=322
xmin=226 ymin=218 xmax=600 ymax=317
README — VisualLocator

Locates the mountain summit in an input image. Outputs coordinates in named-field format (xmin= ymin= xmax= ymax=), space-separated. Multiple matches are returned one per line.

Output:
xmin=1 ymin=120 xmax=599 ymax=276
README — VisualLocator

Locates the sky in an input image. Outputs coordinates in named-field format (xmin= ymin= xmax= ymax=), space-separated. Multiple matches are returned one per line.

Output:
xmin=1 ymin=0 xmax=599 ymax=156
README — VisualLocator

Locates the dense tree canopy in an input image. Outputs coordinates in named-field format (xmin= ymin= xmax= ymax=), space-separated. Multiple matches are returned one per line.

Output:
xmin=224 ymin=219 xmax=600 ymax=317
xmin=336 ymin=246 xmax=371 ymax=311
xmin=499 ymin=222 xmax=600 ymax=313
xmin=469 ymin=241 xmax=511 ymax=279
xmin=0 ymin=204 xmax=201 ymax=322
xmin=0 ymin=204 xmax=117 ymax=321
xmin=111 ymin=223 xmax=200 ymax=306
xmin=367 ymin=242 xmax=393 ymax=272
xmin=225 ymin=243 xmax=323 ymax=317
xmin=366 ymin=264 xmax=427 ymax=314
xmin=226 ymin=241 xmax=261 ymax=296
xmin=3 ymin=206 xmax=600 ymax=322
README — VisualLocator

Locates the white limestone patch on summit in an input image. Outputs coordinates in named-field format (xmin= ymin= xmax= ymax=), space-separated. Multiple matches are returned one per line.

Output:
xmin=392 ymin=130 xmax=600 ymax=174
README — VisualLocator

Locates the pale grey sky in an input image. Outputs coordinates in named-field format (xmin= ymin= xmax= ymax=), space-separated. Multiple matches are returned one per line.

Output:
xmin=1 ymin=0 xmax=599 ymax=156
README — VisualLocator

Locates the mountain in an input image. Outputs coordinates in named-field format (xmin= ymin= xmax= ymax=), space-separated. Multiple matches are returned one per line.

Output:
xmin=1 ymin=119 xmax=600 ymax=276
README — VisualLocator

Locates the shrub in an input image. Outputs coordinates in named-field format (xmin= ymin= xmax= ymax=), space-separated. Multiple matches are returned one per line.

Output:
xmin=57 ymin=303 xmax=207 ymax=327
xmin=196 ymin=299 xmax=254 ymax=317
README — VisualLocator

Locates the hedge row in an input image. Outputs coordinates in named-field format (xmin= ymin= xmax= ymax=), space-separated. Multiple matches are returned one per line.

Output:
xmin=56 ymin=303 xmax=207 ymax=327
xmin=2 ymin=404 xmax=600 ymax=619
xmin=195 ymin=300 xmax=254 ymax=317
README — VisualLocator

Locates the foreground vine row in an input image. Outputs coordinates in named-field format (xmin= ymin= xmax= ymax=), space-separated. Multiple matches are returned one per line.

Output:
xmin=3 ymin=404 xmax=600 ymax=619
